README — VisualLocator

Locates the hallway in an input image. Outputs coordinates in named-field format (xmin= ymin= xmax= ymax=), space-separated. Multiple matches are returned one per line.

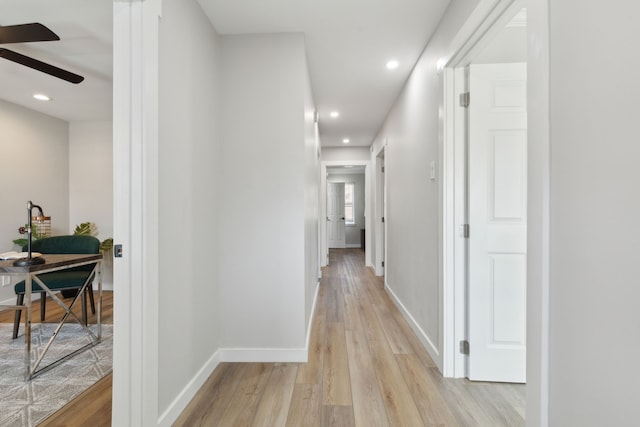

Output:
xmin=175 ymin=249 xmax=525 ymax=426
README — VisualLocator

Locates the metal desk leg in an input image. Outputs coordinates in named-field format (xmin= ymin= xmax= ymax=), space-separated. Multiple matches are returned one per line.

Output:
xmin=27 ymin=262 xmax=103 ymax=379
xmin=24 ymin=273 xmax=32 ymax=381
xmin=97 ymin=261 xmax=102 ymax=340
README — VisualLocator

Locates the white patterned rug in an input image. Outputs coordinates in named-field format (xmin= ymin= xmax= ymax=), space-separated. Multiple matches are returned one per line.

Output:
xmin=0 ymin=323 xmax=113 ymax=427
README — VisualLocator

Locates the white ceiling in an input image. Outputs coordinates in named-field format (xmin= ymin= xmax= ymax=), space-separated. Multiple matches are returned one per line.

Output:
xmin=1 ymin=0 xmax=451 ymax=147
xmin=0 ymin=0 xmax=113 ymax=122
xmin=197 ymin=0 xmax=450 ymax=147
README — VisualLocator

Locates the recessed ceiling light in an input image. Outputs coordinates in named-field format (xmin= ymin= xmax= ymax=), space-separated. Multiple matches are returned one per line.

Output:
xmin=386 ymin=60 xmax=399 ymax=70
xmin=342 ymin=138 xmax=350 ymax=144
xmin=33 ymin=93 xmax=51 ymax=101
xmin=330 ymin=111 xmax=340 ymax=118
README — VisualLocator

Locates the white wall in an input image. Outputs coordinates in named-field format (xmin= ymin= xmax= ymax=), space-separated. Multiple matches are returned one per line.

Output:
xmin=303 ymin=58 xmax=320 ymax=331
xmin=322 ymin=146 xmax=370 ymax=162
xmin=369 ymin=0 xmax=481 ymax=368
xmin=0 ymin=99 xmax=69 ymax=303
xmin=69 ymin=121 xmax=113 ymax=239
xmin=69 ymin=121 xmax=113 ymax=287
xmin=218 ymin=33 xmax=312 ymax=352
xmin=544 ymin=1 xmax=640 ymax=425
xmin=153 ymin=6 xmax=318 ymax=420
xmin=475 ymin=26 xmax=527 ymax=64
xmin=157 ymin=0 xmax=222 ymax=415
xmin=327 ymin=173 xmax=365 ymax=246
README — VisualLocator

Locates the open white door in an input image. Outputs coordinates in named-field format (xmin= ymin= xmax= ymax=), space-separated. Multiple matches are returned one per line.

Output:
xmin=380 ymin=159 xmax=385 ymax=275
xmin=375 ymin=151 xmax=386 ymax=276
xmin=327 ymin=182 xmax=346 ymax=248
xmin=468 ymin=63 xmax=527 ymax=383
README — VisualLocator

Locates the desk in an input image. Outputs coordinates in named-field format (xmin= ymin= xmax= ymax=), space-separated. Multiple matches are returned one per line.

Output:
xmin=0 ymin=254 xmax=102 ymax=380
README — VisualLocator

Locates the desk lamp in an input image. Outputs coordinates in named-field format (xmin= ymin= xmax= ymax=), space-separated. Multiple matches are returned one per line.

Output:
xmin=14 ymin=201 xmax=46 ymax=266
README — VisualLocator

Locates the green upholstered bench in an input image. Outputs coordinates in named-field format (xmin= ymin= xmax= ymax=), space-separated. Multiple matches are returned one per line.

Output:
xmin=12 ymin=235 xmax=100 ymax=339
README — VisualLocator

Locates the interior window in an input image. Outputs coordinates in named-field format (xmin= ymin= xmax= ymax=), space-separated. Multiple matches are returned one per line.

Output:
xmin=345 ymin=183 xmax=355 ymax=225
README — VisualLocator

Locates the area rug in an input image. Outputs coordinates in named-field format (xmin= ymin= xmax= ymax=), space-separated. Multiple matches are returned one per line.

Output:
xmin=0 ymin=323 xmax=113 ymax=427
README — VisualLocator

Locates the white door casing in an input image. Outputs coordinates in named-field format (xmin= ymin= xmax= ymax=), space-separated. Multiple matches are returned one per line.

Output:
xmin=374 ymin=148 xmax=386 ymax=276
xmin=112 ymin=0 xmax=160 ymax=424
xmin=381 ymin=159 xmax=386 ymax=275
xmin=320 ymin=161 xmax=372 ymax=268
xmin=327 ymin=182 xmax=346 ymax=248
xmin=468 ymin=63 xmax=527 ymax=383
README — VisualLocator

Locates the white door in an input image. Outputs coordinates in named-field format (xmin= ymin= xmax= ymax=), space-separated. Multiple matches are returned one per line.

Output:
xmin=327 ymin=182 xmax=346 ymax=248
xmin=468 ymin=63 xmax=527 ymax=383
xmin=375 ymin=153 xmax=386 ymax=276
xmin=380 ymin=159 xmax=385 ymax=275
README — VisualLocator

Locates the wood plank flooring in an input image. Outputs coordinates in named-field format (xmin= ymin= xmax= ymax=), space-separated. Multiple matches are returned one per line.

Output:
xmin=175 ymin=249 xmax=525 ymax=426
xmin=0 ymin=249 xmax=525 ymax=426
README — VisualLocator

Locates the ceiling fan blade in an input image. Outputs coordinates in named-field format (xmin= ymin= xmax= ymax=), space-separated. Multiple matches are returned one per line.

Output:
xmin=0 ymin=23 xmax=59 ymax=44
xmin=0 ymin=48 xmax=84 ymax=84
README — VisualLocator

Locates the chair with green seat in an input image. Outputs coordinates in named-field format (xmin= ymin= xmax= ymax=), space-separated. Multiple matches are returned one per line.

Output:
xmin=12 ymin=235 xmax=100 ymax=339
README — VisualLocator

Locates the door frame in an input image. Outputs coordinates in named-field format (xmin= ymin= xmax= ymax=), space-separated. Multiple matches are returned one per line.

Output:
xmin=374 ymin=144 xmax=386 ymax=276
xmin=440 ymin=0 xmax=530 ymax=377
xmin=112 ymin=0 xmax=160 ymax=425
xmin=320 ymin=160 xmax=371 ymax=267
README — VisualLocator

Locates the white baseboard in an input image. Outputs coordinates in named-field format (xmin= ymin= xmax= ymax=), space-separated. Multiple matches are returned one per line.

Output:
xmin=346 ymin=244 xmax=362 ymax=248
xmin=1 ymin=296 xmax=19 ymax=306
xmin=157 ymin=346 xmax=307 ymax=426
xmin=305 ymin=280 xmax=320 ymax=357
xmin=0 ymin=285 xmax=113 ymax=307
xmin=158 ymin=349 xmax=222 ymax=427
xmin=385 ymin=282 xmax=441 ymax=368
xmin=157 ymin=283 xmax=318 ymax=426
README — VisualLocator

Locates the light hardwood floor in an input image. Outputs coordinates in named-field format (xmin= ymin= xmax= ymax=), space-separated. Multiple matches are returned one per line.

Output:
xmin=175 ymin=249 xmax=525 ymax=426
xmin=0 ymin=250 xmax=525 ymax=426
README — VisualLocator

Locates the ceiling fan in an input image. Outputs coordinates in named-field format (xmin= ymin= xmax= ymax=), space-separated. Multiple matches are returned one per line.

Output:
xmin=0 ymin=22 xmax=84 ymax=84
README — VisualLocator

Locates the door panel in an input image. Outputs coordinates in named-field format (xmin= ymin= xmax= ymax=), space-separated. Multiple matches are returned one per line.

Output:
xmin=468 ymin=63 xmax=527 ymax=383
xmin=491 ymin=131 xmax=526 ymax=219
xmin=328 ymin=182 xmax=346 ymax=248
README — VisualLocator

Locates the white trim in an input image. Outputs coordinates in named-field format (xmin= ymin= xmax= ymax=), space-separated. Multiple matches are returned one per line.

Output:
xmin=112 ymin=0 xmax=161 ymax=425
xmin=320 ymin=160 xmax=371 ymax=268
xmin=443 ymin=0 xmax=526 ymax=69
xmin=385 ymin=282 xmax=440 ymax=364
xmin=157 ymin=350 xmax=222 ymax=427
xmin=373 ymin=144 xmax=386 ymax=277
xmin=155 ymin=346 xmax=306 ymax=426
xmin=157 ymin=280 xmax=319 ymax=427
xmin=0 ymin=294 xmax=41 ymax=306
xmin=441 ymin=66 xmax=468 ymax=378
xmin=111 ymin=3 xmax=135 ymax=424
xmin=346 ymin=244 xmax=362 ymax=248
xmin=526 ymin=1 xmax=550 ymax=425
xmin=305 ymin=280 xmax=320 ymax=353
xmin=0 ymin=287 xmax=113 ymax=307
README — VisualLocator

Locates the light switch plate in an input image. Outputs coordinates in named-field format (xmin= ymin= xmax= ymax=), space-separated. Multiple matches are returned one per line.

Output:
xmin=1 ymin=276 xmax=10 ymax=287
